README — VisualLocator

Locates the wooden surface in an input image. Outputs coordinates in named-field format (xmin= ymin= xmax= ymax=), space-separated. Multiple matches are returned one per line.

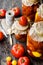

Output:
xmin=0 ymin=0 xmax=43 ymax=65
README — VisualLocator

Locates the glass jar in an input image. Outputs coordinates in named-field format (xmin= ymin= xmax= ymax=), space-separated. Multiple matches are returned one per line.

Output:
xmin=35 ymin=4 xmax=43 ymax=22
xmin=22 ymin=0 xmax=39 ymax=21
xmin=27 ymin=22 xmax=43 ymax=59
xmin=15 ymin=34 xmax=27 ymax=42
xmin=12 ymin=20 xmax=28 ymax=42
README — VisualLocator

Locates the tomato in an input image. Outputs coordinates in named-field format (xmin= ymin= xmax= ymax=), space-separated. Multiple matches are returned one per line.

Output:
xmin=6 ymin=61 xmax=11 ymax=65
xmin=0 ymin=9 xmax=6 ymax=17
xmin=6 ymin=56 xmax=12 ymax=65
xmin=12 ymin=7 xmax=20 ymax=16
xmin=19 ymin=16 xmax=28 ymax=26
xmin=12 ymin=60 xmax=17 ymax=65
xmin=0 ymin=32 xmax=4 ymax=41
xmin=6 ymin=56 xmax=12 ymax=62
xmin=11 ymin=44 xmax=25 ymax=58
xmin=18 ymin=57 xmax=30 ymax=65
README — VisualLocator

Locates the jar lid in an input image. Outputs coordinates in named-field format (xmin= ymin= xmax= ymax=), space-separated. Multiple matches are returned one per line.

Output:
xmin=37 ymin=4 xmax=43 ymax=18
xmin=22 ymin=0 xmax=39 ymax=6
xmin=35 ymin=22 xmax=43 ymax=36
xmin=29 ymin=22 xmax=43 ymax=42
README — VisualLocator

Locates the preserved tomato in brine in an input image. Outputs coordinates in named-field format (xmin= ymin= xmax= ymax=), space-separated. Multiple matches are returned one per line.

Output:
xmin=27 ymin=22 xmax=43 ymax=59
xmin=22 ymin=0 xmax=39 ymax=21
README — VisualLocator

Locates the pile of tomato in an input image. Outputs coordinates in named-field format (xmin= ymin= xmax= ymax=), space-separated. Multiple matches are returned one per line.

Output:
xmin=6 ymin=44 xmax=30 ymax=65
xmin=0 ymin=7 xmax=20 ymax=17
xmin=0 ymin=7 xmax=30 ymax=65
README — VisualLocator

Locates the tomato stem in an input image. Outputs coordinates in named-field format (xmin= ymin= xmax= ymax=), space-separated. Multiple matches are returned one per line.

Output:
xmin=22 ymin=59 xmax=25 ymax=63
xmin=17 ymin=46 xmax=20 ymax=49
xmin=0 ymin=12 xmax=2 ymax=14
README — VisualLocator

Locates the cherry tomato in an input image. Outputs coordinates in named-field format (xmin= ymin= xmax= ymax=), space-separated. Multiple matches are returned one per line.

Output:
xmin=6 ymin=61 xmax=11 ymax=65
xmin=12 ymin=7 xmax=20 ymax=16
xmin=0 ymin=9 xmax=6 ymax=17
xmin=6 ymin=56 xmax=12 ymax=62
xmin=19 ymin=16 xmax=28 ymax=26
xmin=11 ymin=44 xmax=25 ymax=58
xmin=12 ymin=60 xmax=17 ymax=65
xmin=0 ymin=32 xmax=4 ymax=41
xmin=18 ymin=56 xmax=30 ymax=65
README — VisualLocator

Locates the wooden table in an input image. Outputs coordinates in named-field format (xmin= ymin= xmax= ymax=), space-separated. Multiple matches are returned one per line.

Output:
xmin=0 ymin=0 xmax=43 ymax=65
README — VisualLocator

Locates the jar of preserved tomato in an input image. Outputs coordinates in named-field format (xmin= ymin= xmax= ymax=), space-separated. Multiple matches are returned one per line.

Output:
xmin=27 ymin=22 xmax=43 ymax=59
xmin=35 ymin=4 xmax=43 ymax=22
xmin=22 ymin=0 xmax=39 ymax=21
xmin=11 ymin=16 xmax=29 ymax=42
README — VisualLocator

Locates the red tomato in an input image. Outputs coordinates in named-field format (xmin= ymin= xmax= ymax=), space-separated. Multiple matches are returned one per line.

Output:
xmin=19 ymin=16 xmax=28 ymax=26
xmin=0 ymin=9 xmax=6 ymax=17
xmin=12 ymin=7 xmax=20 ymax=16
xmin=0 ymin=32 xmax=4 ymax=41
xmin=6 ymin=61 xmax=11 ymax=65
xmin=18 ymin=56 xmax=30 ymax=65
xmin=11 ymin=44 xmax=25 ymax=58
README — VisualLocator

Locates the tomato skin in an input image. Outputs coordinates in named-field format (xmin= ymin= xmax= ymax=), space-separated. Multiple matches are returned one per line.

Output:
xmin=11 ymin=44 xmax=25 ymax=58
xmin=0 ymin=32 xmax=4 ymax=41
xmin=18 ymin=57 xmax=30 ymax=65
xmin=19 ymin=16 xmax=27 ymax=26
xmin=0 ymin=9 xmax=6 ymax=17
xmin=6 ymin=61 xmax=11 ymax=65
xmin=12 ymin=7 xmax=20 ymax=16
